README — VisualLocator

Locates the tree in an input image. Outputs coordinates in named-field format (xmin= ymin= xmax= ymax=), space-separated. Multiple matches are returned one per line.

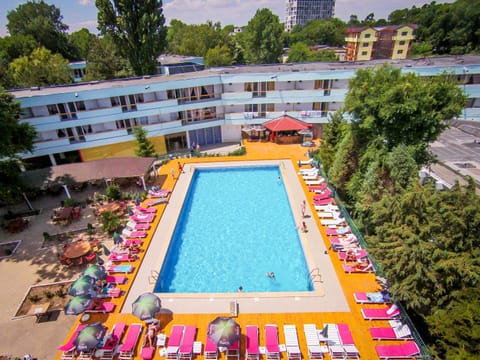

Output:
xmin=0 ymin=88 xmax=36 ymax=203
xmin=242 ymin=8 xmax=283 ymax=64
xmin=8 ymin=47 xmax=72 ymax=88
xmin=205 ymin=45 xmax=233 ymax=67
xmin=133 ymin=127 xmax=156 ymax=157
xmin=68 ymin=28 xmax=96 ymax=60
xmin=96 ymin=0 xmax=167 ymax=75
xmin=287 ymin=42 xmax=311 ymax=63
xmin=289 ymin=19 xmax=347 ymax=47
xmin=310 ymin=49 xmax=338 ymax=62
xmin=6 ymin=0 xmax=73 ymax=59
xmin=85 ymin=36 xmax=131 ymax=81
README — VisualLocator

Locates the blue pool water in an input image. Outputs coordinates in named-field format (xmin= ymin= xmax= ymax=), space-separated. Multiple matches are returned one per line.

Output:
xmin=154 ymin=166 xmax=312 ymax=293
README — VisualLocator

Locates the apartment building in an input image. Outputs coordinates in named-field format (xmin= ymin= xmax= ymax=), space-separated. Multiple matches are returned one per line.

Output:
xmin=345 ymin=25 xmax=417 ymax=61
xmin=285 ymin=0 xmax=335 ymax=31
xmin=11 ymin=56 xmax=480 ymax=169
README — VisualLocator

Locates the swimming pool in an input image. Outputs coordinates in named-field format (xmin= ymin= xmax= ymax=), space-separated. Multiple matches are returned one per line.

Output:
xmin=154 ymin=166 xmax=313 ymax=293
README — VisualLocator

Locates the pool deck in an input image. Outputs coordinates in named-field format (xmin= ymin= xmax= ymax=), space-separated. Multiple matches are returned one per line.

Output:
xmin=0 ymin=141 xmax=387 ymax=360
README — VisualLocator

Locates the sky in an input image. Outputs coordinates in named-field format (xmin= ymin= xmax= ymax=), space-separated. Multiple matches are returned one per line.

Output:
xmin=0 ymin=0 xmax=456 ymax=37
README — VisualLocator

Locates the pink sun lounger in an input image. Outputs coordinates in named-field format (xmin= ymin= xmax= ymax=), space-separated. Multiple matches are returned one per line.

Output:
xmin=308 ymin=183 xmax=328 ymax=192
xmin=338 ymin=324 xmax=360 ymax=359
xmin=126 ymin=220 xmax=150 ymax=230
xmin=124 ymin=239 xmax=143 ymax=247
xmin=105 ymin=275 xmax=127 ymax=284
xmin=85 ymin=301 xmax=116 ymax=314
xmin=101 ymin=322 xmax=126 ymax=359
xmin=313 ymin=189 xmax=332 ymax=201
xmin=314 ymin=198 xmax=334 ymax=206
xmin=354 ymin=291 xmax=391 ymax=304
xmin=338 ymin=249 xmax=368 ymax=261
xmin=144 ymin=198 xmax=169 ymax=206
xmin=245 ymin=325 xmax=259 ymax=360
xmin=204 ymin=334 xmax=218 ymax=360
xmin=375 ymin=341 xmax=420 ymax=359
xmin=227 ymin=326 xmax=241 ymax=360
xmin=118 ymin=323 xmax=142 ymax=360
xmin=108 ymin=253 xmax=138 ymax=263
xmin=325 ymin=226 xmax=351 ymax=236
xmin=131 ymin=214 xmax=155 ymax=223
xmin=122 ymin=228 xmax=148 ymax=237
xmin=167 ymin=325 xmax=185 ymax=359
xmin=178 ymin=325 xmax=197 ymax=360
xmin=265 ymin=324 xmax=280 ymax=360
xmin=370 ymin=325 xmax=413 ymax=340
xmin=136 ymin=205 xmax=157 ymax=213
xmin=361 ymin=304 xmax=401 ymax=320
xmin=58 ymin=324 xmax=87 ymax=354
xmin=148 ymin=189 xmax=171 ymax=198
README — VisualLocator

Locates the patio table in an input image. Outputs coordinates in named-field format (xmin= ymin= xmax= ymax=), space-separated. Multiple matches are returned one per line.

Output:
xmin=63 ymin=241 xmax=91 ymax=259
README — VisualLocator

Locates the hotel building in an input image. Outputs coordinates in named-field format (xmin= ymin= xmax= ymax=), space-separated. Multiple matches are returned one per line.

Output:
xmin=11 ymin=55 xmax=480 ymax=169
xmin=285 ymin=0 xmax=336 ymax=31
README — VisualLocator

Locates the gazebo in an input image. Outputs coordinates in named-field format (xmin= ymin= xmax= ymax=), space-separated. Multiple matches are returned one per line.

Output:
xmin=263 ymin=115 xmax=312 ymax=144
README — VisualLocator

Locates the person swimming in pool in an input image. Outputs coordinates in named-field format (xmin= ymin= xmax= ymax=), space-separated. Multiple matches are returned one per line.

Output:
xmin=266 ymin=272 xmax=275 ymax=279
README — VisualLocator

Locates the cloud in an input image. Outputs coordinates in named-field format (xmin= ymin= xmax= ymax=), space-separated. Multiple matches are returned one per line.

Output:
xmin=69 ymin=19 xmax=99 ymax=34
xmin=77 ymin=0 xmax=93 ymax=5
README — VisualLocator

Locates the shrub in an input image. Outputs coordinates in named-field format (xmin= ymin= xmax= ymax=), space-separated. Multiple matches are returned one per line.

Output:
xmin=106 ymin=185 xmax=122 ymax=200
xmin=100 ymin=210 xmax=121 ymax=234
xmin=63 ymin=198 xmax=78 ymax=207
xmin=44 ymin=290 xmax=55 ymax=299
xmin=28 ymin=294 xmax=41 ymax=303
xmin=229 ymin=146 xmax=247 ymax=156
xmin=43 ymin=232 xmax=51 ymax=241
xmin=55 ymin=289 xmax=67 ymax=298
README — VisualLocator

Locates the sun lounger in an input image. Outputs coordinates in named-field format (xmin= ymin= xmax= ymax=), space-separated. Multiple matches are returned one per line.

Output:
xmin=354 ymin=291 xmax=391 ymax=304
xmin=298 ymin=158 xmax=313 ymax=166
xmin=148 ymin=189 xmax=171 ymax=198
xmin=108 ymin=253 xmax=138 ymax=262
xmin=298 ymin=167 xmax=318 ymax=174
xmin=370 ymin=320 xmax=413 ymax=340
xmin=105 ymin=275 xmax=127 ymax=284
xmin=362 ymin=304 xmax=401 ymax=320
xmin=313 ymin=188 xmax=332 ymax=200
xmin=204 ymin=334 xmax=218 ymax=360
xmin=283 ymin=325 xmax=301 ymax=360
xmin=167 ymin=325 xmax=185 ymax=359
xmin=321 ymin=218 xmax=346 ymax=226
xmin=227 ymin=333 xmax=240 ymax=360
xmin=131 ymin=214 xmax=155 ymax=223
xmin=118 ymin=323 xmax=142 ymax=360
xmin=58 ymin=324 xmax=87 ymax=359
xmin=337 ymin=324 xmax=360 ymax=359
xmin=122 ymin=228 xmax=148 ymax=238
xmin=135 ymin=205 xmax=157 ymax=213
xmin=375 ymin=341 xmax=420 ymax=359
xmin=245 ymin=325 xmax=259 ymax=360
xmin=343 ymin=261 xmax=374 ymax=273
xmin=338 ymin=249 xmax=368 ymax=261
xmin=302 ymin=174 xmax=320 ymax=180
xmin=303 ymin=324 xmax=324 ymax=360
xmin=305 ymin=178 xmax=325 ymax=185
xmin=85 ymin=301 xmax=116 ymax=313
xmin=96 ymin=285 xmax=122 ymax=298
xmin=107 ymin=264 xmax=134 ymax=273
xmin=144 ymin=198 xmax=169 ymax=206
xmin=308 ymin=183 xmax=328 ymax=192
xmin=329 ymin=234 xmax=356 ymax=245
xmin=99 ymin=322 xmax=126 ymax=360
xmin=178 ymin=325 xmax=197 ymax=360
xmin=317 ymin=210 xmax=341 ymax=218
xmin=265 ymin=324 xmax=280 ymax=360
xmin=313 ymin=197 xmax=333 ymax=206
xmin=325 ymin=226 xmax=351 ymax=236
xmin=124 ymin=238 xmax=143 ymax=247
xmin=126 ymin=220 xmax=150 ymax=230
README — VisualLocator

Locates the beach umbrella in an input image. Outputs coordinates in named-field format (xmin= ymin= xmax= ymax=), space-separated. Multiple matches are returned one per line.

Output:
xmin=74 ymin=322 xmax=107 ymax=352
xmin=207 ymin=316 xmax=240 ymax=348
xmin=82 ymin=265 xmax=107 ymax=281
xmin=64 ymin=295 xmax=93 ymax=315
xmin=132 ymin=292 xmax=162 ymax=321
xmin=68 ymin=275 xmax=96 ymax=297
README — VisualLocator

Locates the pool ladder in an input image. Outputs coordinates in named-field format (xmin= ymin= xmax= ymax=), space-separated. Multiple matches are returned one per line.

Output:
xmin=148 ymin=270 xmax=159 ymax=285
xmin=309 ymin=268 xmax=323 ymax=285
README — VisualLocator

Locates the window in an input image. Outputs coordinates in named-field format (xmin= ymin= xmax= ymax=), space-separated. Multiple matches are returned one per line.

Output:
xmin=110 ymin=97 xmax=120 ymax=107
xmin=364 ymin=33 xmax=371 ymax=38
xmin=401 ymin=31 xmax=408 ymax=36
xmin=47 ymin=104 xmax=59 ymax=115
xmin=397 ymin=50 xmax=404 ymax=54
xmin=399 ymin=41 xmax=405 ymax=46
xmin=363 ymin=42 xmax=369 ymax=47
xmin=20 ymin=107 xmax=33 ymax=119
xmin=361 ymin=51 xmax=368 ymax=56
xmin=75 ymin=101 xmax=86 ymax=111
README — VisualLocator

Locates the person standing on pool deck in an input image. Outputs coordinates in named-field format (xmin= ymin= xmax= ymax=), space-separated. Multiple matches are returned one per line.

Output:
xmin=170 ymin=168 xmax=175 ymax=179
xmin=301 ymin=200 xmax=306 ymax=218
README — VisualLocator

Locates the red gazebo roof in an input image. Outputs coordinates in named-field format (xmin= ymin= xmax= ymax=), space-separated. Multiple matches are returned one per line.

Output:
xmin=263 ymin=115 xmax=311 ymax=132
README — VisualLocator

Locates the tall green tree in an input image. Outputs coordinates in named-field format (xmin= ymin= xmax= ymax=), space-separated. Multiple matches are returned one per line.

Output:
xmin=86 ymin=36 xmax=131 ymax=81
xmin=242 ymin=8 xmax=283 ymax=64
xmin=133 ymin=127 xmax=156 ymax=157
xmin=289 ymin=19 xmax=346 ymax=47
xmin=68 ymin=28 xmax=96 ymax=60
xmin=205 ymin=45 xmax=233 ymax=67
xmin=8 ymin=47 xmax=72 ymax=88
xmin=6 ymin=0 xmax=73 ymax=59
xmin=0 ymin=88 xmax=36 ymax=203
xmin=287 ymin=42 xmax=311 ymax=63
xmin=96 ymin=0 xmax=167 ymax=75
